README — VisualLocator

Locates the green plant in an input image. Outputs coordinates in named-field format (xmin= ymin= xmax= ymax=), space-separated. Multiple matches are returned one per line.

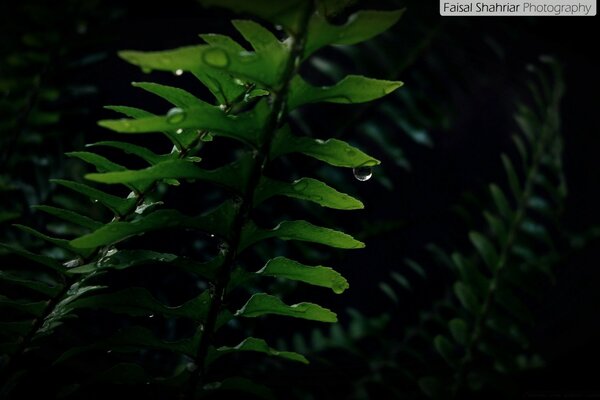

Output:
xmin=0 ymin=1 xmax=404 ymax=398
xmin=391 ymin=58 xmax=567 ymax=398
xmin=269 ymin=58 xmax=568 ymax=400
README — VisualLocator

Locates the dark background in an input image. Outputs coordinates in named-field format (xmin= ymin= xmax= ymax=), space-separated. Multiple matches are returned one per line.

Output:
xmin=2 ymin=0 xmax=599 ymax=397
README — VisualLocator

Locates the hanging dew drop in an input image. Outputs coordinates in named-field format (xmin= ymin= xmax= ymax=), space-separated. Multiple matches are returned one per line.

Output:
xmin=174 ymin=69 xmax=183 ymax=76
xmin=166 ymin=107 xmax=186 ymax=124
xmin=353 ymin=166 xmax=373 ymax=182
xmin=176 ymin=128 xmax=183 ymax=134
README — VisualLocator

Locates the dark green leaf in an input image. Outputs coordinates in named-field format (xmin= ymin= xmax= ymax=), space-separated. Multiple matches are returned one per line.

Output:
xmin=0 ymin=271 xmax=61 ymax=297
xmin=85 ymin=157 xmax=252 ymax=194
xmin=236 ymin=293 xmax=337 ymax=322
xmin=33 ymin=205 xmax=103 ymax=231
xmin=483 ymin=211 xmax=508 ymax=247
xmin=52 ymin=179 xmax=136 ymax=217
xmin=14 ymin=225 xmax=92 ymax=258
xmin=67 ymin=151 xmax=126 ymax=173
xmin=489 ymin=184 xmax=512 ymax=220
xmin=86 ymin=141 xmax=167 ymax=165
xmin=501 ymin=154 xmax=522 ymax=199
xmin=120 ymin=47 xmax=244 ymax=105
xmin=239 ymin=220 xmax=364 ymax=251
xmin=0 ymin=243 xmax=65 ymax=273
xmin=434 ymin=334 xmax=456 ymax=366
xmin=132 ymin=82 xmax=206 ymax=108
xmin=271 ymin=125 xmax=380 ymax=168
xmin=71 ymin=202 xmax=235 ymax=248
xmin=69 ymin=250 xmax=222 ymax=280
xmin=56 ymin=326 xmax=196 ymax=364
xmin=304 ymin=9 xmax=404 ymax=58
xmin=99 ymin=103 xmax=261 ymax=147
xmin=469 ymin=231 xmax=500 ymax=272
xmin=256 ymin=256 xmax=348 ymax=293
xmin=67 ymin=287 xmax=210 ymax=321
xmin=254 ymin=177 xmax=363 ymax=210
xmin=449 ymin=318 xmax=469 ymax=346
xmin=454 ymin=282 xmax=481 ymax=315
xmin=452 ymin=253 xmax=488 ymax=299
xmin=379 ymin=282 xmax=398 ymax=304
xmin=0 ymin=296 xmax=47 ymax=316
xmin=209 ymin=337 xmax=308 ymax=365
xmin=288 ymin=75 xmax=402 ymax=110
xmin=104 ymin=105 xmax=183 ymax=149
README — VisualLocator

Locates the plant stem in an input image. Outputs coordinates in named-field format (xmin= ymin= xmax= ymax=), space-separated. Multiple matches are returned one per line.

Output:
xmin=187 ymin=3 xmax=314 ymax=398
xmin=451 ymin=106 xmax=557 ymax=397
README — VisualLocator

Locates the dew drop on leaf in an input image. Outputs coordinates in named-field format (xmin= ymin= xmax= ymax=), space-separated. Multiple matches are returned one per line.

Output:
xmin=202 ymin=48 xmax=230 ymax=68
xmin=293 ymin=179 xmax=308 ymax=192
xmin=176 ymin=128 xmax=183 ymax=134
xmin=166 ymin=107 xmax=186 ymax=124
xmin=353 ymin=166 xmax=373 ymax=182
xmin=174 ymin=69 xmax=183 ymax=76
xmin=148 ymin=314 xmax=154 ymax=319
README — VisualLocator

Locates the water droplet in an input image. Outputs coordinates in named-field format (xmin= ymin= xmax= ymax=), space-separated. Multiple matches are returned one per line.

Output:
xmin=275 ymin=25 xmax=283 ymax=31
xmin=202 ymin=48 xmax=230 ymax=68
xmin=218 ymin=104 xmax=227 ymax=111
xmin=174 ymin=69 xmax=183 ymax=76
xmin=166 ymin=107 xmax=186 ymax=124
xmin=145 ymin=381 xmax=151 ymax=385
xmin=176 ymin=128 xmax=183 ymax=134
xmin=353 ymin=166 xmax=373 ymax=182
xmin=148 ymin=314 xmax=154 ymax=319
xmin=293 ymin=180 xmax=308 ymax=191
xmin=106 ymin=248 xmax=117 ymax=257
xmin=209 ymin=234 xmax=215 ymax=238
xmin=106 ymin=350 xmax=113 ymax=354
xmin=92 ymin=199 xmax=99 ymax=204
xmin=332 ymin=278 xmax=349 ymax=294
